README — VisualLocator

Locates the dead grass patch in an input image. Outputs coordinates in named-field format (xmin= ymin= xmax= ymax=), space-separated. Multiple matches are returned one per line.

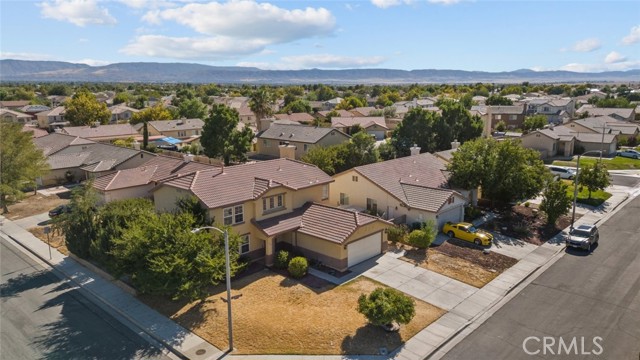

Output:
xmin=5 ymin=192 xmax=70 ymax=220
xmin=399 ymin=241 xmax=517 ymax=288
xmin=28 ymin=227 xmax=69 ymax=255
xmin=143 ymin=270 xmax=444 ymax=355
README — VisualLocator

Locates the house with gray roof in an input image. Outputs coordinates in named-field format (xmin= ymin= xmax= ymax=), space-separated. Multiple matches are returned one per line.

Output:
xmin=152 ymin=158 xmax=390 ymax=271
xmin=520 ymin=122 xmax=619 ymax=159
xmin=61 ymin=123 xmax=139 ymax=142
xmin=331 ymin=116 xmax=388 ymax=139
xmin=576 ymin=106 xmax=636 ymax=122
xmin=329 ymin=151 xmax=467 ymax=229
xmin=525 ymin=98 xmax=575 ymax=123
xmin=146 ymin=118 xmax=204 ymax=139
xmin=256 ymin=124 xmax=350 ymax=160
xmin=108 ymin=104 xmax=139 ymax=123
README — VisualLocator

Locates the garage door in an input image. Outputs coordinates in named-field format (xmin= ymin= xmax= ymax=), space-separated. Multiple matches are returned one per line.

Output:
xmin=347 ymin=232 xmax=382 ymax=267
xmin=437 ymin=205 xmax=463 ymax=230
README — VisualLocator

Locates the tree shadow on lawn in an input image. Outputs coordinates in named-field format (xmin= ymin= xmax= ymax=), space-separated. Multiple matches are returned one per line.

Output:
xmin=275 ymin=269 xmax=334 ymax=294
xmin=341 ymin=324 xmax=402 ymax=355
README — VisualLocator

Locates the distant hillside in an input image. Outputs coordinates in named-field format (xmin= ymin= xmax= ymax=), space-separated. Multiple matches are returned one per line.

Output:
xmin=1 ymin=59 xmax=639 ymax=84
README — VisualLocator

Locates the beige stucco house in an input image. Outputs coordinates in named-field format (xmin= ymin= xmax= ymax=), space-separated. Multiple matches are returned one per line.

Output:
xmin=331 ymin=116 xmax=388 ymax=140
xmin=146 ymin=119 xmax=204 ymax=140
xmin=330 ymin=152 xmax=467 ymax=230
xmin=152 ymin=158 xmax=390 ymax=271
xmin=520 ymin=128 xmax=576 ymax=159
xmin=256 ymin=124 xmax=350 ymax=160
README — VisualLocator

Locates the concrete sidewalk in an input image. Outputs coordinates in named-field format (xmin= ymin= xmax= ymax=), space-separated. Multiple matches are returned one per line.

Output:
xmin=0 ymin=215 xmax=224 ymax=360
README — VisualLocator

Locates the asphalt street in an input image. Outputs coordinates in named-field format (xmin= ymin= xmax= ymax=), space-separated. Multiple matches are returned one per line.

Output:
xmin=0 ymin=237 xmax=170 ymax=360
xmin=610 ymin=174 xmax=640 ymax=188
xmin=442 ymin=195 xmax=640 ymax=360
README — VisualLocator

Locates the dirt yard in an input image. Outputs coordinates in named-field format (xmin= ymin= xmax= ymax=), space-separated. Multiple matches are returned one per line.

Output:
xmin=398 ymin=240 xmax=518 ymax=288
xmin=143 ymin=271 xmax=445 ymax=355
xmin=28 ymin=226 xmax=68 ymax=255
xmin=480 ymin=205 xmax=576 ymax=245
xmin=4 ymin=192 xmax=70 ymax=220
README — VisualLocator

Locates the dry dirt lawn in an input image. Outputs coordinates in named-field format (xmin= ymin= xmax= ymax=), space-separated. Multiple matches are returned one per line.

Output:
xmin=398 ymin=240 xmax=517 ymax=288
xmin=143 ymin=270 xmax=445 ymax=355
xmin=28 ymin=226 xmax=69 ymax=255
xmin=4 ymin=192 xmax=70 ymax=220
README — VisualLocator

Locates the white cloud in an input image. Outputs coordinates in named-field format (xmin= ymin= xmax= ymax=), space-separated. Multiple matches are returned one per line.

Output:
xmin=145 ymin=1 xmax=335 ymax=42
xmin=604 ymin=51 xmax=627 ymax=64
xmin=72 ymin=58 xmax=111 ymax=66
xmin=128 ymin=1 xmax=336 ymax=60
xmin=0 ymin=52 xmax=54 ymax=61
xmin=237 ymin=54 xmax=386 ymax=70
xmin=39 ymin=0 xmax=116 ymax=26
xmin=622 ymin=25 xmax=640 ymax=45
xmin=427 ymin=0 xmax=462 ymax=4
xmin=371 ymin=0 xmax=412 ymax=9
xmin=568 ymin=38 xmax=601 ymax=52
xmin=78 ymin=38 xmax=89 ymax=43
xmin=561 ymin=60 xmax=640 ymax=73
xmin=120 ymin=35 xmax=269 ymax=60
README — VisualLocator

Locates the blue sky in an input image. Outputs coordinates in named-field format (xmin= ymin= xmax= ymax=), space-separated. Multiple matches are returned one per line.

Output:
xmin=1 ymin=0 xmax=639 ymax=72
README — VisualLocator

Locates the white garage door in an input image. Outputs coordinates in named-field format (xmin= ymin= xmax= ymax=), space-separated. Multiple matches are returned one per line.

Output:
xmin=347 ymin=232 xmax=382 ymax=267
xmin=437 ymin=205 xmax=463 ymax=230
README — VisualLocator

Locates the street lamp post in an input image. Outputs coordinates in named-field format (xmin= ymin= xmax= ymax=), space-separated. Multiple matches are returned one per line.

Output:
xmin=571 ymin=150 xmax=602 ymax=228
xmin=191 ymin=226 xmax=233 ymax=352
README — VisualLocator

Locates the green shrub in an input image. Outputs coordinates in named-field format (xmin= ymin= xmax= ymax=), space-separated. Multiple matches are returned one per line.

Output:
xmin=387 ymin=225 xmax=408 ymax=243
xmin=288 ymin=256 xmax=308 ymax=279
xmin=524 ymin=201 xmax=530 ymax=207
xmin=407 ymin=230 xmax=432 ymax=248
xmin=358 ymin=287 xmax=416 ymax=326
xmin=464 ymin=205 xmax=483 ymax=221
xmin=275 ymin=250 xmax=290 ymax=269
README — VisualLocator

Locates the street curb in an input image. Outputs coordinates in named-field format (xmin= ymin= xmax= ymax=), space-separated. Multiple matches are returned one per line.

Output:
xmin=1 ymin=231 xmax=188 ymax=360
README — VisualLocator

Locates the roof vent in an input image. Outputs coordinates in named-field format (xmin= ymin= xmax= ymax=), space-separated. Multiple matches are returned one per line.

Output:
xmin=290 ymin=133 xmax=294 ymax=138
xmin=280 ymin=132 xmax=284 ymax=137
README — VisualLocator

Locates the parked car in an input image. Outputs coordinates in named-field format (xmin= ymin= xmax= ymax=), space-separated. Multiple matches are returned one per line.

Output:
xmin=617 ymin=149 xmax=640 ymax=159
xmin=546 ymin=165 xmax=577 ymax=180
xmin=565 ymin=224 xmax=599 ymax=251
xmin=48 ymin=204 xmax=70 ymax=217
xmin=443 ymin=222 xmax=493 ymax=246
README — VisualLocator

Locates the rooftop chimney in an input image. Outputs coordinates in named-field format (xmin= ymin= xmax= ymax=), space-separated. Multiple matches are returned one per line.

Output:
xmin=451 ymin=139 xmax=460 ymax=149
xmin=410 ymin=144 xmax=421 ymax=156
xmin=183 ymin=153 xmax=195 ymax=163
xmin=133 ymin=140 xmax=140 ymax=150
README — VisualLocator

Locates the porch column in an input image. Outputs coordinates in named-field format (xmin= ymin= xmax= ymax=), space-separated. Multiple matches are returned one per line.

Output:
xmin=265 ymin=236 xmax=275 ymax=267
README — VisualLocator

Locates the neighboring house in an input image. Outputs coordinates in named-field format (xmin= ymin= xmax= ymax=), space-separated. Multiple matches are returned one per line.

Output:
xmin=36 ymin=106 xmax=66 ymax=129
xmin=21 ymin=124 xmax=48 ymax=138
xmin=146 ymin=118 xmax=204 ymax=139
xmin=33 ymin=133 xmax=155 ymax=186
xmin=61 ymin=123 xmax=139 ymax=142
xmin=520 ymin=127 xmax=576 ymax=158
xmin=488 ymin=105 xmax=526 ymax=130
xmin=526 ymin=98 xmax=575 ymax=123
xmin=472 ymin=96 xmax=487 ymax=105
xmin=317 ymin=109 xmax=355 ymax=119
xmin=238 ymin=105 xmax=257 ymax=124
xmin=108 ymin=105 xmax=139 ymax=123
xmin=566 ymin=116 xmax=640 ymax=141
xmin=576 ymin=106 xmax=636 ymax=122
xmin=331 ymin=116 xmax=388 ymax=140
xmin=256 ymin=124 xmax=350 ymax=160
xmin=329 ymin=151 xmax=468 ymax=229
xmin=20 ymin=104 xmax=50 ymax=117
xmin=92 ymin=154 xmax=216 ymax=204
xmin=0 ymin=100 xmax=30 ymax=109
xmin=0 ymin=108 xmax=33 ymax=123
xmin=323 ymin=97 xmax=343 ymax=110
xmin=350 ymin=107 xmax=378 ymax=117
xmin=274 ymin=112 xmax=315 ymax=123
xmin=152 ymin=158 xmax=390 ymax=271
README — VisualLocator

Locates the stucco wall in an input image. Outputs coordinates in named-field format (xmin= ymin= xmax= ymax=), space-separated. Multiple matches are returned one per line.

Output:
xmin=521 ymin=133 xmax=557 ymax=158
xmin=99 ymin=184 xmax=154 ymax=204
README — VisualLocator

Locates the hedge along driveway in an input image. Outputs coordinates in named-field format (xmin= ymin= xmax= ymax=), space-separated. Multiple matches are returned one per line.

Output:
xmin=142 ymin=270 xmax=445 ymax=355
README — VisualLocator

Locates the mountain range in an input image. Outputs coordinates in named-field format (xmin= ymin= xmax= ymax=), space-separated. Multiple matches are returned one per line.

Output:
xmin=1 ymin=59 xmax=639 ymax=84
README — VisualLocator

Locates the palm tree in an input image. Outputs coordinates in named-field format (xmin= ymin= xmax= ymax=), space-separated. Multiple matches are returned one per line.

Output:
xmin=249 ymin=87 xmax=274 ymax=132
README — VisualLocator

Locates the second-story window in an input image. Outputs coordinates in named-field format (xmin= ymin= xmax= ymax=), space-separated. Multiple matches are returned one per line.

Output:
xmin=223 ymin=205 xmax=244 ymax=225
xmin=340 ymin=193 xmax=349 ymax=205
xmin=263 ymin=194 xmax=285 ymax=212
xmin=322 ymin=184 xmax=329 ymax=200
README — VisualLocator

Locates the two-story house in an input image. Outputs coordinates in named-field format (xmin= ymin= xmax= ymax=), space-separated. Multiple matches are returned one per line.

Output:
xmin=108 ymin=105 xmax=140 ymax=123
xmin=256 ymin=124 xmax=350 ymax=160
xmin=152 ymin=159 xmax=390 ymax=271
xmin=36 ymin=106 xmax=66 ymax=129
xmin=526 ymin=98 xmax=575 ymax=123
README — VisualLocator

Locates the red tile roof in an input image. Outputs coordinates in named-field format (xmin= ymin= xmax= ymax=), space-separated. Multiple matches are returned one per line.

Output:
xmin=157 ymin=158 xmax=332 ymax=209
xmin=254 ymin=202 xmax=386 ymax=244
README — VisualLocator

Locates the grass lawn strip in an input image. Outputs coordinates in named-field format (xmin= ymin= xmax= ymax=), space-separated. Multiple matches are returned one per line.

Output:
xmin=562 ymin=180 xmax=612 ymax=207
xmin=143 ymin=270 xmax=445 ymax=355
xmin=553 ymin=156 xmax=640 ymax=170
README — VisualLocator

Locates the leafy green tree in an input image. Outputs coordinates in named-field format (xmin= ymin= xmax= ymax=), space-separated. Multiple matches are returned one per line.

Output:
xmin=0 ymin=121 xmax=50 ymax=213
xmin=178 ymin=98 xmax=207 ymax=119
xmin=60 ymin=183 xmax=99 ymax=258
xmin=111 ymin=212 xmax=244 ymax=301
xmin=435 ymin=99 xmax=483 ymax=150
xmin=281 ymin=99 xmax=311 ymax=114
xmin=175 ymin=195 xmax=209 ymax=227
xmin=315 ymin=85 xmax=337 ymax=101
xmin=378 ymin=140 xmax=397 ymax=161
xmin=500 ymin=85 xmax=523 ymax=96
xmin=112 ymin=92 xmax=130 ymax=105
xmin=358 ymin=288 xmax=416 ymax=327
xmin=539 ymin=179 xmax=572 ymax=226
xmin=448 ymin=138 xmax=547 ymax=207
xmin=47 ymin=84 xmax=71 ymax=96
xmin=578 ymin=163 xmax=610 ymax=199
xmin=391 ymin=107 xmax=437 ymax=155
xmin=334 ymin=132 xmax=380 ymax=173
xmin=249 ymin=87 xmax=274 ymax=131
xmin=523 ymin=115 xmax=548 ymax=132
xmin=301 ymin=146 xmax=341 ymax=175
xmin=495 ymin=120 xmax=507 ymax=132
xmin=201 ymin=104 xmax=254 ymax=166
xmin=91 ymin=198 xmax=156 ymax=268
xmin=335 ymin=96 xmax=366 ymax=110
xmin=64 ymin=89 xmax=111 ymax=126
xmin=485 ymin=95 xmax=513 ymax=106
